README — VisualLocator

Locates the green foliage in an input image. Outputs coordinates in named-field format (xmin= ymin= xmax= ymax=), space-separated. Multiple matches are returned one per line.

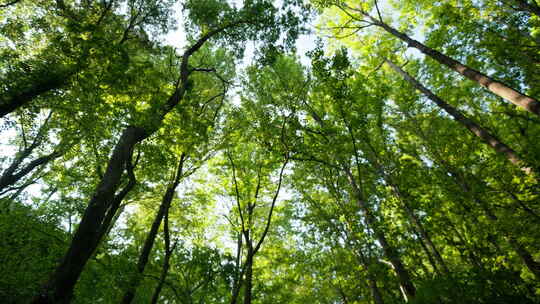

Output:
xmin=0 ymin=204 xmax=67 ymax=303
xmin=1 ymin=0 xmax=540 ymax=303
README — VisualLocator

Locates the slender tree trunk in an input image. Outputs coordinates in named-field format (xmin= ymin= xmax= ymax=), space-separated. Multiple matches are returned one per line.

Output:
xmin=364 ymin=14 xmax=540 ymax=116
xmin=32 ymin=126 xmax=147 ymax=304
xmin=0 ymin=150 xmax=63 ymax=193
xmin=394 ymin=187 xmax=450 ymax=276
xmin=414 ymin=228 xmax=442 ymax=276
xmin=365 ymin=144 xmax=450 ymax=276
xmin=354 ymin=246 xmax=384 ymax=304
xmin=368 ymin=275 xmax=384 ymax=304
xmin=336 ymin=104 xmax=416 ymax=300
xmin=243 ymin=244 xmax=254 ymax=304
xmin=149 ymin=260 xmax=170 ymax=304
xmin=95 ymin=158 xmax=138 ymax=250
xmin=386 ymin=59 xmax=533 ymax=174
xmin=231 ymin=232 xmax=243 ymax=304
xmin=150 ymin=205 xmax=178 ymax=304
xmin=121 ymin=156 xmax=185 ymax=304
xmin=343 ymin=167 xmax=416 ymax=301
xmin=120 ymin=187 xmax=175 ymax=304
xmin=231 ymin=278 xmax=242 ymax=304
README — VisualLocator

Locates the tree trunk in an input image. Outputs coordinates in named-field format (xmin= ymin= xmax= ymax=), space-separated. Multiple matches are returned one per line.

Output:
xmin=243 ymin=244 xmax=254 ymax=304
xmin=150 ymin=204 xmax=178 ymax=304
xmin=343 ymin=167 xmax=416 ymax=301
xmin=367 ymin=15 xmax=540 ymax=116
xmin=368 ymin=275 xmax=384 ymax=304
xmin=354 ymin=246 xmax=384 ymax=304
xmin=415 ymin=228 xmax=442 ymax=275
xmin=231 ymin=232 xmax=243 ymax=304
xmin=395 ymin=187 xmax=450 ymax=275
xmin=386 ymin=59 xmax=533 ymax=174
xmin=363 ymin=140 xmax=450 ymax=276
xmin=121 ymin=155 xmax=185 ymax=304
xmin=31 ymin=126 xmax=147 ymax=304
xmin=0 ymin=73 xmax=72 ymax=118
xmin=0 ymin=150 xmax=63 ymax=193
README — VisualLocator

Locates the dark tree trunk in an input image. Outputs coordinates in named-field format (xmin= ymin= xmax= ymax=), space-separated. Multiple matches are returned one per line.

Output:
xmin=414 ymin=227 xmax=442 ymax=275
xmin=386 ymin=59 xmax=533 ymax=174
xmin=0 ymin=150 xmax=63 ymax=193
xmin=354 ymin=245 xmax=385 ymax=304
xmin=230 ymin=232 xmax=243 ymax=304
xmin=95 ymin=157 xmax=138 ymax=245
xmin=243 ymin=244 xmax=254 ymax=304
xmin=0 ymin=74 xmax=71 ymax=118
xmin=363 ymin=139 xmax=450 ymax=277
xmin=368 ymin=275 xmax=384 ymax=304
xmin=396 ymin=187 xmax=450 ymax=275
xmin=121 ymin=155 xmax=185 ymax=304
xmin=366 ymin=15 xmax=540 ymax=116
xmin=32 ymin=126 xmax=147 ymax=304
xmin=150 ymin=202 xmax=178 ymax=304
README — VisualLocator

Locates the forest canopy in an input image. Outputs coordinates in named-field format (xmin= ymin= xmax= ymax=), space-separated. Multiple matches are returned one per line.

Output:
xmin=1 ymin=0 xmax=540 ymax=303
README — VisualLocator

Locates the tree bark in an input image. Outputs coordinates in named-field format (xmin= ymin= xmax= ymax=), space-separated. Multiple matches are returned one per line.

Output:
xmin=0 ymin=71 xmax=72 ymax=118
xmin=243 ymin=244 xmax=254 ymax=304
xmin=363 ymin=14 xmax=540 ymax=116
xmin=230 ymin=232 xmax=243 ymax=304
xmin=351 ymin=238 xmax=384 ymax=304
xmin=95 ymin=152 xmax=139 ymax=252
xmin=386 ymin=59 xmax=533 ymax=174
xmin=121 ymin=155 xmax=185 ymax=304
xmin=0 ymin=150 xmax=63 ymax=193
xmin=31 ymin=126 xmax=147 ymax=304
xmin=343 ymin=166 xmax=416 ymax=301
xmin=394 ymin=186 xmax=450 ymax=276
xmin=368 ymin=274 xmax=384 ymax=304
xmin=361 ymin=133 xmax=450 ymax=277
xmin=150 ymin=203 xmax=178 ymax=304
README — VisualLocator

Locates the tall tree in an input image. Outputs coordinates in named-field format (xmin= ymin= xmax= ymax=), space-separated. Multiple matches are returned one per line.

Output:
xmin=316 ymin=0 xmax=540 ymax=116
xmin=31 ymin=1 xmax=304 ymax=302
